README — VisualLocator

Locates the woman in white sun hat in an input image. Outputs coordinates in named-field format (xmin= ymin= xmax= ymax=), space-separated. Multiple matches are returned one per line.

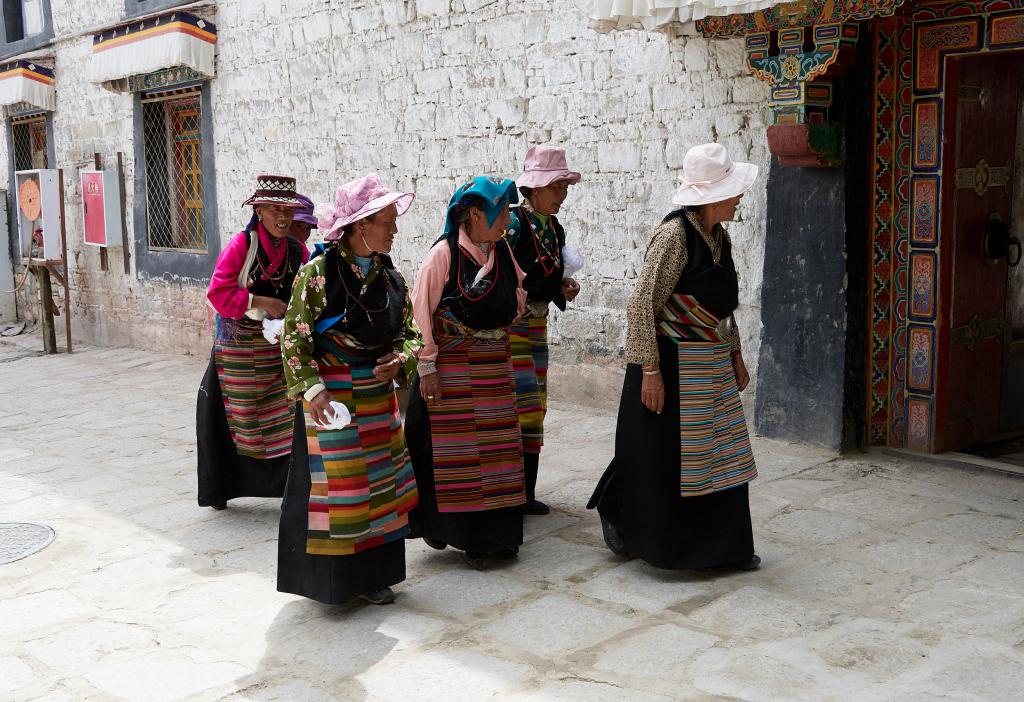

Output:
xmin=588 ymin=142 xmax=761 ymax=572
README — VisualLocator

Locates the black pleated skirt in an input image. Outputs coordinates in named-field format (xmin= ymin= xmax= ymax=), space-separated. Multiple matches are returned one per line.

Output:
xmin=196 ymin=350 xmax=289 ymax=506
xmin=588 ymin=336 xmax=754 ymax=570
xmin=277 ymin=406 xmax=406 ymax=604
xmin=404 ymin=376 xmax=523 ymax=554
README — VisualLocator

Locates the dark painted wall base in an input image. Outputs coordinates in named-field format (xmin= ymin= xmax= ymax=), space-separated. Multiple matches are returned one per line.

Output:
xmin=754 ymin=160 xmax=848 ymax=451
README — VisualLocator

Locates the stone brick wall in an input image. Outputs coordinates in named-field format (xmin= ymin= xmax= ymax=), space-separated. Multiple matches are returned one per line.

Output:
xmin=3 ymin=0 xmax=770 ymax=408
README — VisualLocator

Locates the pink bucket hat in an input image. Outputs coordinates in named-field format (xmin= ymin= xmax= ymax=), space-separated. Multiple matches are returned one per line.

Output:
xmin=315 ymin=173 xmax=415 ymax=241
xmin=671 ymin=143 xmax=758 ymax=207
xmin=516 ymin=145 xmax=582 ymax=189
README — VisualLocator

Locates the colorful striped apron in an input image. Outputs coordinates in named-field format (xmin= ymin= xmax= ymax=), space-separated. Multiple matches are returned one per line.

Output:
xmin=508 ymin=315 xmax=549 ymax=455
xmin=213 ymin=317 xmax=292 ymax=460
xmin=657 ymin=294 xmax=757 ymax=497
xmin=427 ymin=316 xmax=525 ymax=513
xmin=303 ymin=343 xmax=417 ymax=556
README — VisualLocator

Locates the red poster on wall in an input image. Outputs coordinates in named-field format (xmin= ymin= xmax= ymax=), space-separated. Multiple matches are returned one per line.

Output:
xmin=81 ymin=171 xmax=107 ymax=246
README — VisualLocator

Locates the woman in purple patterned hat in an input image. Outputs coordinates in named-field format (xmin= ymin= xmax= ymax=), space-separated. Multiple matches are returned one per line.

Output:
xmin=196 ymin=175 xmax=310 ymax=510
xmin=287 ymin=194 xmax=318 ymax=247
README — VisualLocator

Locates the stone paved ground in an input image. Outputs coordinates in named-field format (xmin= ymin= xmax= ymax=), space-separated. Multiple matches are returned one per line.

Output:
xmin=2 ymin=338 xmax=1023 ymax=702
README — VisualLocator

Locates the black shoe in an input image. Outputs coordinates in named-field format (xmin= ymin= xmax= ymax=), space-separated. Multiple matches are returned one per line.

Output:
xmin=733 ymin=554 xmax=761 ymax=571
xmin=600 ymin=515 xmax=629 ymax=557
xmin=358 ymin=587 xmax=396 ymax=605
xmin=210 ymin=502 xmax=227 ymax=511
xmin=423 ymin=537 xmax=447 ymax=551
xmin=523 ymin=499 xmax=550 ymax=516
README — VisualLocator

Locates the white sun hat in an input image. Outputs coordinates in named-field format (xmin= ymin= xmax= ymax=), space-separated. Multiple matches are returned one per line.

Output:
xmin=671 ymin=143 xmax=759 ymax=207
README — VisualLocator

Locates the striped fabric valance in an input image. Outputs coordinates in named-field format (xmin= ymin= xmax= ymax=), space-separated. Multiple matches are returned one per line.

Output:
xmin=575 ymin=0 xmax=789 ymax=33
xmin=90 ymin=11 xmax=216 ymax=92
xmin=0 ymin=61 xmax=55 ymax=112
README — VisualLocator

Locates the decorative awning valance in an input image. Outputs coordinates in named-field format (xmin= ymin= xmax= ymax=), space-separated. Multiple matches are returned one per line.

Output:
xmin=0 ymin=61 xmax=56 ymax=112
xmin=90 ymin=11 xmax=216 ymax=92
xmin=575 ymin=0 xmax=790 ymax=33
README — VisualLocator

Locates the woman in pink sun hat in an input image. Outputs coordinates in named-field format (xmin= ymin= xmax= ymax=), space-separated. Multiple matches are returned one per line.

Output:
xmin=505 ymin=144 xmax=583 ymax=516
xmin=277 ymin=173 xmax=423 ymax=605
xmin=197 ymin=174 xmax=310 ymax=511
xmin=588 ymin=143 xmax=761 ymax=573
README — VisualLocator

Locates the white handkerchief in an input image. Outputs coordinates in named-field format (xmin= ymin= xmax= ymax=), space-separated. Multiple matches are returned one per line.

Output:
xmin=315 ymin=401 xmax=352 ymax=431
xmin=262 ymin=318 xmax=285 ymax=344
xmin=562 ymin=244 xmax=584 ymax=278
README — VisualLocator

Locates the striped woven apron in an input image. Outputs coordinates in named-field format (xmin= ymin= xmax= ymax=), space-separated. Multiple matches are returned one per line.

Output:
xmin=657 ymin=294 xmax=757 ymax=497
xmin=303 ymin=340 xmax=417 ymax=556
xmin=427 ymin=316 xmax=525 ymax=513
xmin=213 ymin=317 xmax=292 ymax=460
xmin=508 ymin=315 xmax=549 ymax=455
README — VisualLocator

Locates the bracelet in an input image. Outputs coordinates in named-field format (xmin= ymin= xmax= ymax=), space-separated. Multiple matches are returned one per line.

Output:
xmin=642 ymin=369 xmax=660 ymax=376
xmin=417 ymin=359 xmax=437 ymax=377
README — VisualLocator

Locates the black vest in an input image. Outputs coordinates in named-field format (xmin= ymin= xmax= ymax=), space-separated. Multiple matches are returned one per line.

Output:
xmin=319 ymin=247 xmax=407 ymax=352
xmin=669 ymin=211 xmax=739 ymax=320
xmin=511 ymin=207 xmax=565 ymax=305
xmin=246 ymin=232 xmax=305 ymax=302
xmin=438 ymin=236 xmax=520 ymax=331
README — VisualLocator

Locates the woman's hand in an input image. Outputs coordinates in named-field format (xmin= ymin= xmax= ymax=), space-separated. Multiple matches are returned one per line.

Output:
xmin=732 ymin=353 xmax=750 ymax=391
xmin=308 ymin=388 xmax=336 ymax=426
xmin=253 ymin=295 xmax=287 ymax=319
xmin=640 ymin=368 xmax=665 ymax=415
xmin=419 ymin=372 xmax=442 ymax=405
xmin=561 ymin=277 xmax=581 ymax=302
xmin=374 ymin=352 xmax=402 ymax=383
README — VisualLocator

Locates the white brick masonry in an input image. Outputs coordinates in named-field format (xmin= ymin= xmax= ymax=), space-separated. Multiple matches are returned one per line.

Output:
xmin=1 ymin=0 xmax=771 ymax=407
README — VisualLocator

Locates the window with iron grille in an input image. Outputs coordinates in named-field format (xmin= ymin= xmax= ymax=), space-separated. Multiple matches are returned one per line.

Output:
xmin=10 ymin=112 xmax=47 ymax=170
xmin=141 ymin=88 xmax=206 ymax=252
xmin=0 ymin=0 xmax=51 ymax=59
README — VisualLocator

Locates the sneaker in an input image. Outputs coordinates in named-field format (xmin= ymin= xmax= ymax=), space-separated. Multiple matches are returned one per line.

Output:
xmin=358 ymin=587 xmax=396 ymax=605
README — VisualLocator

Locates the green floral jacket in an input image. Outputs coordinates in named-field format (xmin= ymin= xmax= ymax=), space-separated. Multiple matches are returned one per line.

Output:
xmin=281 ymin=244 xmax=422 ymax=400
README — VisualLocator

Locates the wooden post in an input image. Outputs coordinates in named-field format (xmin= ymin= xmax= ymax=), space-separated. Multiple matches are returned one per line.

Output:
xmin=117 ymin=151 xmax=130 ymax=274
xmin=37 ymin=266 xmax=57 ymax=354
xmin=94 ymin=153 xmax=109 ymax=273
xmin=58 ymin=168 xmax=72 ymax=353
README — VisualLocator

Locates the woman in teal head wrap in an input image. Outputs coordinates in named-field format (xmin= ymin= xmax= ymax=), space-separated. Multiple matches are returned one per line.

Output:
xmin=406 ymin=176 xmax=529 ymax=566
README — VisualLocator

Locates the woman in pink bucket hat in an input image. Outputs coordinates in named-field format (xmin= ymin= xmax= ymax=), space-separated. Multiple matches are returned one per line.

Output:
xmin=277 ymin=173 xmax=423 ymax=605
xmin=588 ymin=143 xmax=761 ymax=573
xmin=506 ymin=144 xmax=583 ymax=516
xmin=197 ymin=174 xmax=310 ymax=511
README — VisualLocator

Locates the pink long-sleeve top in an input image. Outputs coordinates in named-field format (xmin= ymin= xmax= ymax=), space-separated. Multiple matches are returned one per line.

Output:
xmin=411 ymin=227 xmax=527 ymax=363
xmin=206 ymin=230 xmax=309 ymax=319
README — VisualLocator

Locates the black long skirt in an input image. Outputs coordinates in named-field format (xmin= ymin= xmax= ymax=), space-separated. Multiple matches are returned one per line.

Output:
xmin=588 ymin=336 xmax=754 ymax=570
xmin=277 ymin=407 xmax=406 ymax=604
xmin=196 ymin=351 xmax=289 ymax=506
xmin=404 ymin=376 xmax=523 ymax=554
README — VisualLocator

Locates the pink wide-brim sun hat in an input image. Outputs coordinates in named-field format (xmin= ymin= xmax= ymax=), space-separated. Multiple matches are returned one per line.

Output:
xmin=316 ymin=173 xmax=415 ymax=241
xmin=516 ymin=144 xmax=582 ymax=189
xmin=671 ymin=143 xmax=758 ymax=207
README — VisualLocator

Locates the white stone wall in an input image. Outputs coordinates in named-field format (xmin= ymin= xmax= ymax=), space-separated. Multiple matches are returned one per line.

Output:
xmin=3 ymin=0 xmax=771 ymax=406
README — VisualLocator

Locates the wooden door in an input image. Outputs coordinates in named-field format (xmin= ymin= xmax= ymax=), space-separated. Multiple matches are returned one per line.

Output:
xmin=942 ymin=53 xmax=1021 ymax=451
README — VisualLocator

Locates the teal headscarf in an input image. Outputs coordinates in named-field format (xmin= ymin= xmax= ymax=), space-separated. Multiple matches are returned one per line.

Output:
xmin=443 ymin=176 xmax=519 ymax=239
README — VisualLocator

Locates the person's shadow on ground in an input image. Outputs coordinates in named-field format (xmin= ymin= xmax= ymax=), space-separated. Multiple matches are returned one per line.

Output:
xmin=226 ymin=598 xmax=399 ymax=701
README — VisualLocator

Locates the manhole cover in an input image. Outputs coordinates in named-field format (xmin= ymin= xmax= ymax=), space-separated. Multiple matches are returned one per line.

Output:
xmin=0 ymin=523 xmax=55 ymax=565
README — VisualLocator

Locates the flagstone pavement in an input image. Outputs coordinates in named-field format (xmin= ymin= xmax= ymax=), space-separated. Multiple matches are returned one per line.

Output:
xmin=1 ymin=337 xmax=1023 ymax=702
